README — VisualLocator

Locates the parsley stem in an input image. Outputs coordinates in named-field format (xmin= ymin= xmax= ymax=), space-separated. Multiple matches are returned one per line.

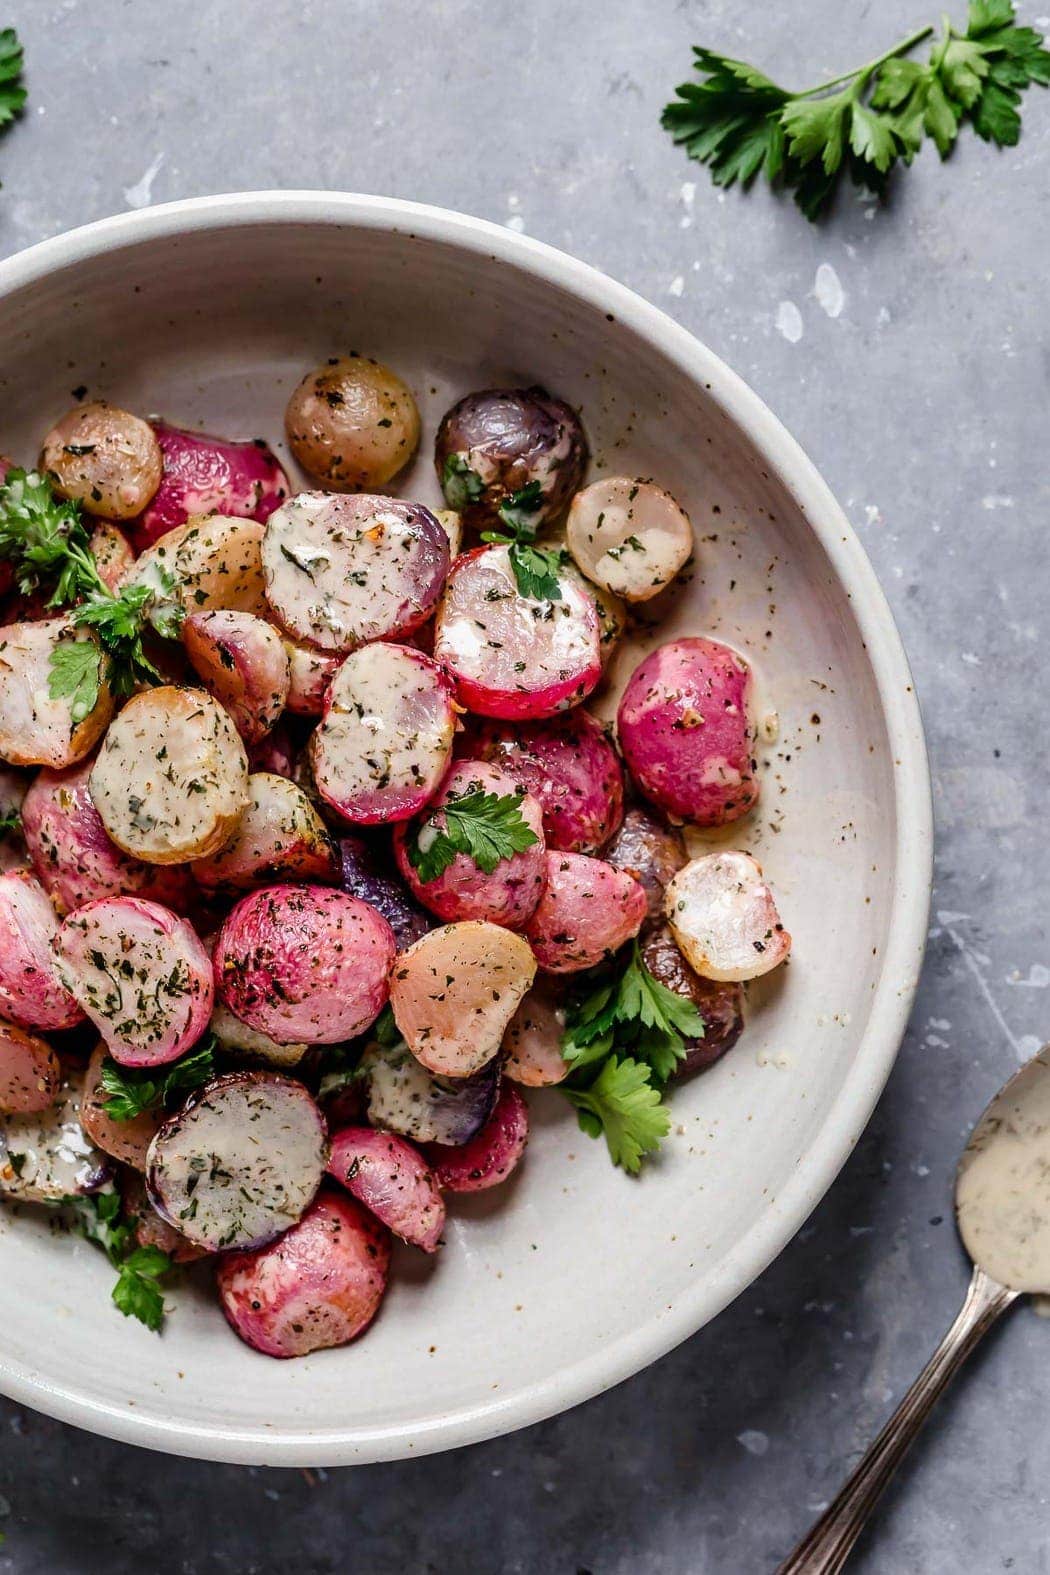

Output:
xmin=792 ymin=24 xmax=934 ymax=97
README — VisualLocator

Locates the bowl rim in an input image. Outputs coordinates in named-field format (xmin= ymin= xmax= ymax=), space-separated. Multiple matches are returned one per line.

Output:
xmin=0 ymin=190 xmax=933 ymax=1465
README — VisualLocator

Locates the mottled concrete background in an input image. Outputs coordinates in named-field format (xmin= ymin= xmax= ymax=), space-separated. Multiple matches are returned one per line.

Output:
xmin=1 ymin=1 xmax=1048 ymax=1570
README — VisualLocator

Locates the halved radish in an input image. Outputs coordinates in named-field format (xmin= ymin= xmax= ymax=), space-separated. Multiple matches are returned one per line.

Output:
xmin=425 ymin=1084 xmax=529 ymax=1193
xmin=389 ymin=921 xmax=536 ymax=1076
xmin=182 ymin=609 xmax=290 ymax=744
xmin=79 ymin=1041 xmax=164 ymax=1169
xmin=640 ymin=924 xmax=744 ymax=1075
xmin=262 ymin=493 xmax=450 ymax=653
xmin=132 ymin=421 xmax=290 ymax=548
xmin=209 ymin=1002 xmax=308 ymax=1070
xmin=191 ymin=773 xmax=336 ymax=895
xmin=21 ymin=758 xmax=194 ymax=915
xmin=338 ymin=835 xmax=432 ymax=951
xmin=215 ymin=884 xmax=395 ymax=1045
xmin=0 ymin=619 xmax=115 ymax=769
xmin=121 ymin=1170 xmax=210 ymax=1263
xmin=664 ymin=850 xmax=791 ymax=981
xmin=0 ymin=1075 xmax=110 ymax=1200
xmin=433 ymin=544 xmax=601 ymax=720
xmin=327 ymin=1126 xmax=444 ymax=1252
xmin=283 ymin=636 xmax=342 ymax=716
xmin=53 ymin=897 xmax=214 ymax=1067
xmin=523 ymin=852 xmax=647 ymax=974
xmin=89 ymin=686 xmax=250 ymax=864
xmin=604 ymin=805 xmax=687 ymax=926
xmin=617 ymin=638 xmax=759 ymax=827
xmin=215 ymin=1188 xmax=389 ymax=1357
xmin=88 ymin=521 xmax=137 ymax=591
xmin=146 ymin=1071 xmax=327 ymax=1252
xmin=566 ymin=477 xmax=693 ymax=601
xmin=393 ymin=760 xmax=546 ymax=928
xmin=0 ymin=871 xmax=84 ymax=1031
xmin=125 ymin=514 xmax=270 ymax=622
xmin=0 ymin=1019 xmax=61 ymax=1113
xmin=310 ymin=643 xmax=456 ymax=825
xmin=358 ymin=1039 xmax=501 ymax=1145
xmin=459 ymin=710 xmax=623 ymax=855
xmin=247 ymin=720 xmax=297 ymax=781
xmin=502 ymin=979 xmax=571 ymax=1087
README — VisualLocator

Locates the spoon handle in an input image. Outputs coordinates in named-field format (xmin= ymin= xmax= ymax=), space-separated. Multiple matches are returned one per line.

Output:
xmin=777 ymin=1265 xmax=1019 ymax=1575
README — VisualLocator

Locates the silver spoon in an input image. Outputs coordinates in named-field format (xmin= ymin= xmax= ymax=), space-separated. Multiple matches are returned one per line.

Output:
xmin=778 ymin=1044 xmax=1050 ymax=1574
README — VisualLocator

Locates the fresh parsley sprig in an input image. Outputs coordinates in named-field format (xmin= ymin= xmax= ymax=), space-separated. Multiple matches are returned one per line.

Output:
xmin=481 ymin=481 xmax=566 ymax=603
xmin=564 ymin=1057 xmax=671 ymax=1175
xmin=440 ymin=454 xmax=486 ymax=511
xmin=662 ymin=2 xmax=1050 ymax=220
xmin=0 ymin=807 xmax=20 ymax=838
xmin=0 ymin=469 xmax=176 ymax=722
xmin=408 ymin=783 xmax=540 ymax=884
xmin=60 ymin=1192 xmax=173 ymax=1332
xmin=99 ymin=1038 xmax=217 ymax=1123
xmin=558 ymin=941 xmax=705 ymax=1173
xmin=0 ymin=28 xmax=25 ymax=183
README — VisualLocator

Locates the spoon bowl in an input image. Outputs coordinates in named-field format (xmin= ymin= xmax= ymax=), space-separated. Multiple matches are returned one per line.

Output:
xmin=956 ymin=1045 xmax=1050 ymax=1294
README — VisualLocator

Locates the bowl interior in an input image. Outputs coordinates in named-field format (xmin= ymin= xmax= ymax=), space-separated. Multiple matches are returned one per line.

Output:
xmin=0 ymin=200 xmax=928 ymax=1463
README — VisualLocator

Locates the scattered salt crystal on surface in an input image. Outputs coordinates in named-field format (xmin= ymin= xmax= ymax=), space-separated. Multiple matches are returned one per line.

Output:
xmin=504 ymin=214 xmax=525 ymax=233
xmin=123 ymin=152 xmax=164 ymax=210
xmin=775 ymin=301 xmax=803 ymax=343
xmin=737 ymin=1429 xmax=769 ymax=1456
xmin=668 ymin=275 xmax=684 ymax=297
xmin=813 ymin=262 xmax=845 ymax=318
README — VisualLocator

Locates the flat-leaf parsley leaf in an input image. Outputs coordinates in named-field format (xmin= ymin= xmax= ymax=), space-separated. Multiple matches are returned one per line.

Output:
xmin=408 ymin=784 xmax=540 ymax=884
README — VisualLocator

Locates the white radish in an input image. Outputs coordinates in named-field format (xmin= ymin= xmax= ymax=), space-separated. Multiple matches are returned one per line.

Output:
xmin=53 ymin=897 xmax=214 ymax=1067
xmin=310 ymin=643 xmax=456 ymax=824
xmin=566 ymin=476 xmax=692 ymax=602
xmin=502 ymin=980 xmax=571 ymax=1087
xmin=283 ymin=636 xmax=342 ymax=716
xmin=89 ymin=686 xmax=249 ymax=864
xmin=145 ymin=1071 xmax=327 ymax=1252
xmin=209 ymin=1002 xmax=308 ymax=1070
xmin=665 ymin=850 xmax=791 ymax=982
xmin=389 ymin=921 xmax=536 ymax=1077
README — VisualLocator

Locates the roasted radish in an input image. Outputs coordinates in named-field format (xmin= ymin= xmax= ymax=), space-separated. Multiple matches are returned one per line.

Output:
xmin=665 ymin=851 xmax=790 ymax=981
xmin=215 ymin=884 xmax=395 ymax=1045
xmin=358 ymin=1038 xmax=501 ymax=1145
xmin=283 ymin=636 xmax=342 ymax=717
xmin=262 ymin=493 xmax=450 ymax=653
xmin=0 ymin=1019 xmax=61 ymax=1113
xmin=460 ymin=710 xmax=623 ymax=854
xmin=435 ymin=386 xmax=587 ymax=530
xmin=53 ymin=897 xmax=214 ymax=1067
xmin=285 ymin=356 xmax=420 ymax=491
xmin=425 ymin=1084 xmax=529 ymax=1193
xmin=389 ymin=921 xmax=536 ymax=1076
xmin=604 ymin=805 xmax=687 ymax=926
xmin=640 ymin=925 xmax=744 ymax=1074
xmin=216 ymin=1188 xmax=389 ymax=1357
xmin=80 ymin=1041 xmax=164 ymax=1168
xmin=617 ymin=638 xmax=759 ymax=827
xmin=146 ymin=1071 xmax=327 ymax=1252
xmin=40 ymin=401 xmax=162 ymax=520
xmin=0 ymin=1075 xmax=109 ymax=1200
xmin=523 ymin=852 xmax=647 ymax=973
xmin=393 ymin=760 xmax=546 ymax=928
xmin=182 ymin=609 xmax=290 ymax=744
xmin=502 ymin=979 xmax=571 ymax=1087
xmin=338 ymin=836 xmax=432 ymax=951
xmin=125 ymin=514 xmax=270 ymax=623
xmin=21 ymin=758 xmax=194 ymax=915
xmin=0 ymin=619 xmax=114 ymax=769
xmin=209 ymin=1002 xmax=308 ymax=1070
xmin=327 ymin=1126 xmax=444 ymax=1252
xmin=89 ymin=686 xmax=250 ymax=864
xmin=133 ymin=420 xmax=290 ymax=548
xmin=567 ymin=477 xmax=692 ymax=602
xmin=433 ymin=544 xmax=601 ymax=720
xmin=310 ymin=643 xmax=456 ymax=824
xmin=0 ymin=870 xmax=83 ymax=1031
xmin=191 ymin=773 xmax=336 ymax=895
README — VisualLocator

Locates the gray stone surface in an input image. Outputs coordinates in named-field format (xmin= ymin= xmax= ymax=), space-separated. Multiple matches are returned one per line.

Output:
xmin=1 ymin=1 xmax=1048 ymax=1570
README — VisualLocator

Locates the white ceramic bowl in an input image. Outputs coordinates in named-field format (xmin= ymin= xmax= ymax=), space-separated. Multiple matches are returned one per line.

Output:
xmin=0 ymin=192 xmax=932 ymax=1464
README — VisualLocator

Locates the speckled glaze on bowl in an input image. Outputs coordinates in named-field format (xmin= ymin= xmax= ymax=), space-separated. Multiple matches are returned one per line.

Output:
xmin=0 ymin=192 xmax=932 ymax=1465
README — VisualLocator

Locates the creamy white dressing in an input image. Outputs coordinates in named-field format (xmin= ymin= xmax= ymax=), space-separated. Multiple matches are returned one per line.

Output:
xmin=956 ymin=1046 xmax=1050 ymax=1292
